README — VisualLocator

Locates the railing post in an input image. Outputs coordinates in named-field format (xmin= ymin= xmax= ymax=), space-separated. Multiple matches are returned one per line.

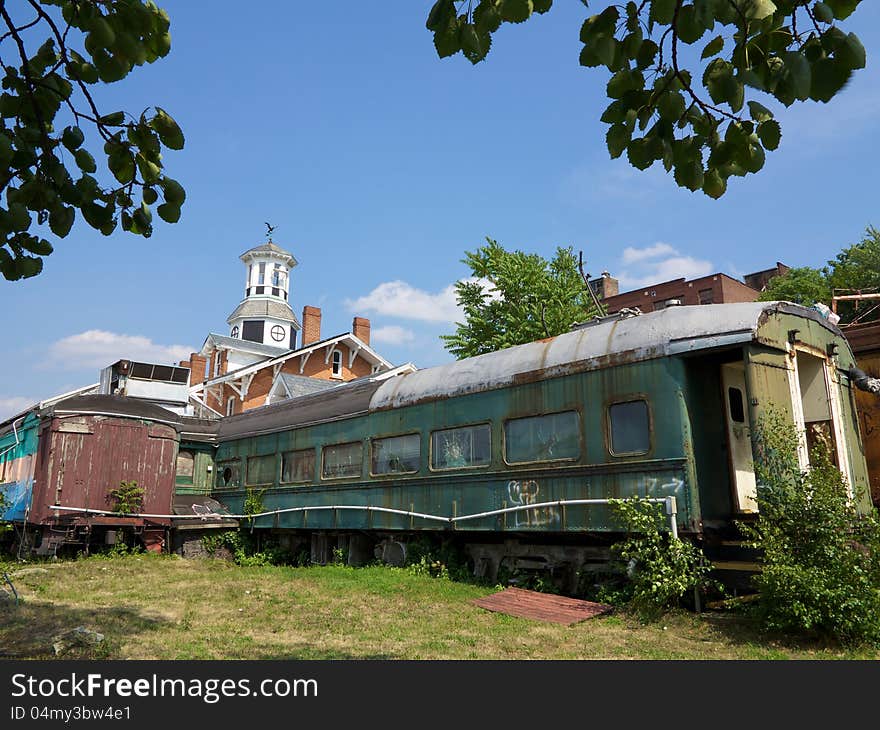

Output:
xmin=664 ymin=496 xmax=678 ymax=540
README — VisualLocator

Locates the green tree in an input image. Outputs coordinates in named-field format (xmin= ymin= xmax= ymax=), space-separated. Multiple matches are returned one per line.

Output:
xmin=758 ymin=265 xmax=831 ymax=307
xmin=441 ymin=238 xmax=599 ymax=359
xmin=0 ymin=0 xmax=184 ymax=281
xmin=426 ymin=1 xmax=867 ymax=198
xmin=759 ymin=225 xmax=880 ymax=323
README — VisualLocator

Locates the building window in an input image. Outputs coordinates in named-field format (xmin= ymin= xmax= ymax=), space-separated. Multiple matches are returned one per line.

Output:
xmin=214 ymin=350 xmax=222 ymax=377
xmin=254 ymin=286 xmax=264 ymax=295
xmin=258 ymin=262 xmax=266 ymax=285
xmin=371 ymin=434 xmax=420 ymax=475
xmin=281 ymin=449 xmax=315 ymax=484
xmin=322 ymin=442 xmax=363 ymax=479
xmin=230 ymin=325 xmax=239 ymax=338
xmin=698 ymin=288 xmax=714 ymax=304
xmin=272 ymin=287 xmax=280 ymax=297
xmin=430 ymin=424 xmax=491 ymax=470
xmin=226 ymin=396 xmax=236 ymax=416
xmin=270 ymin=324 xmax=286 ymax=342
xmin=246 ymin=454 xmax=276 ymax=486
xmin=504 ymin=411 xmax=580 ymax=464
xmin=242 ymin=320 xmax=264 ymax=343
xmin=608 ymin=399 xmax=651 ymax=455
xmin=331 ymin=349 xmax=343 ymax=378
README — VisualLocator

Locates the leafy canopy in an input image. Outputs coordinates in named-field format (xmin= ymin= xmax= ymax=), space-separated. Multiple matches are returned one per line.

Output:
xmin=759 ymin=225 xmax=880 ymax=323
xmin=426 ymin=0 xmax=867 ymax=198
xmin=0 ymin=0 xmax=184 ymax=281
xmin=441 ymin=238 xmax=599 ymax=359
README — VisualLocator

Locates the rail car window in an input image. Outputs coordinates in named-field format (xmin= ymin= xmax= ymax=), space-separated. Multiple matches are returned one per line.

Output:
xmin=727 ymin=387 xmax=745 ymax=424
xmin=430 ymin=424 xmax=491 ymax=470
xmin=176 ymin=450 xmax=194 ymax=478
xmin=246 ymin=454 xmax=277 ymax=486
xmin=504 ymin=411 xmax=580 ymax=464
xmin=322 ymin=442 xmax=363 ymax=479
xmin=281 ymin=449 xmax=315 ymax=484
xmin=217 ymin=460 xmax=241 ymax=489
xmin=372 ymin=434 xmax=420 ymax=475
xmin=608 ymin=400 xmax=651 ymax=455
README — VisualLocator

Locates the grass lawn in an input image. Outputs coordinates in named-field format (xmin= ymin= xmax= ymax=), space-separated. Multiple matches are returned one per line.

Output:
xmin=1 ymin=554 xmax=878 ymax=660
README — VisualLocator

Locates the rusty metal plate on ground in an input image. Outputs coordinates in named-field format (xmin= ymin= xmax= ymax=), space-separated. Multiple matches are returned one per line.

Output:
xmin=472 ymin=587 xmax=613 ymax=625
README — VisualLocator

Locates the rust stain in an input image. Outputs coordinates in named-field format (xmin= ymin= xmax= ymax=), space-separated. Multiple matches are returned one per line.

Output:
xmin=472 ymin=587 xmax=612 ymax=625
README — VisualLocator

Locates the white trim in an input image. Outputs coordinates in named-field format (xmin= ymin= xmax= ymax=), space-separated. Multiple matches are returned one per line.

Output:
xmin=299 ymin=351 xmax=312 ymax=374
xmin=348 ymin=345 xmax=361 ymax=369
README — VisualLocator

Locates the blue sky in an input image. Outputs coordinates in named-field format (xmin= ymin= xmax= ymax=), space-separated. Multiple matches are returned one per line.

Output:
xmin=1 ymin=1 xmax=878 ymax=418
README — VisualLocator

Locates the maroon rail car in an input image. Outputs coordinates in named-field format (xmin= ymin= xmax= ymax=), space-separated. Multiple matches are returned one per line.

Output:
xmin=26 ymin=395 xmax=181 ymax=555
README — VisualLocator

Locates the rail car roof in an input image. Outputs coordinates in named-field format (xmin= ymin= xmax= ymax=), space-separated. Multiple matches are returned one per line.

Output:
xmin=212 ymin=301 xmax=841 ymax=441
xmin=47 ymin=394 xmax=182 ymax=426
xmin=370 ymin=301 xmax=842 ymax=410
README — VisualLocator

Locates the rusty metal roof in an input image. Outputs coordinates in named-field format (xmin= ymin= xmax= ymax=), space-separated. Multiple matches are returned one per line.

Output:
xmin=472 ymin=587 xmax=612 ymax=625
xmin=370 ymin=301 xmax=836 ymax=410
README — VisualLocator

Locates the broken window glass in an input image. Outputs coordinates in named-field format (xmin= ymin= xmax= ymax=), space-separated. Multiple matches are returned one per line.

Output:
xmin=372 ymin=434 xmax=420 ymax=475
xmin=322 ymin=442 xmax=363 ymax=479
xmin=430 ymin=424 xmax=491 ymax=470
xmin=281 ymin=449 xmax=315 ymax=484
xmin=504 ymin=411 xmax=580 ymax=463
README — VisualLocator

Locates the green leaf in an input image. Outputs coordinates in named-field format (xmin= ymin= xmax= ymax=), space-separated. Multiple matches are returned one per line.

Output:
xmin=74 ymin=149 xmax=96 ymax=173
xmin=649 ymin=0 xmax=676 ymax=25
xmin=62 ymin=126 xmax=84 ymax=151
xmin=702 ymin=168 xmax=727 ymax=199
xmin=460 ymin=23 xmax=488 ymax=64
xmin=809 ymin=57 xmax=852 ymax=102
xmin=606 ymin=123 xmax=631 ymax=159
xmin=161 ymin=177 xmax=186 ymax=205
xmin=677 ymin=5 xmax=705 ymax=45
xmin=658 ymin=92 xmax=686 ymax=122
xmin=837 ymin=33 xmax=866 ymax=71
xmin=99 ymin=111 xmax=125 ymax=126
xmin=157 ymin=202 xmax=181 ymax=223
xmin=757 ymin=120 xmax=781 ymax=150
xmin=426 ymin=0 xmax=454 ymax=30
xmin=627 ymin=137 xmax=655 ymax=170
xmin=49 ymin=206 xmax=75 ymax=237
xmin=434 ymin=13 xmax=462 ymax=58
xmin=740 ymin=0 xmax=777 ymax=21
xmin=20 ymin=236 xmax=53 ymax=256
xmin=825 ymin=0 xmax=860 ymax=19
xmin=533 ymin=0 xmax=553 ymax=12
xmin=151 ymin=107 xmax=184 ymax=150
xmin=607 ymin=69 xmax=643 ymax=99
xmin=142 ymin=186 xmax=158 ymax=205
xmin=674 ymin=159 xmax=704 ymax=192
xmin=636 ymin=40 xmax=659 ymax=70
xmin=747 ymin=100 xmax=774 ymax=123
xmin=500 ymin=0 xmax=533 ymax=23
xmin=701 ymin=35 xmax=724 ymax=60
xmin=813 ymin=2 xmax=834 ymax=23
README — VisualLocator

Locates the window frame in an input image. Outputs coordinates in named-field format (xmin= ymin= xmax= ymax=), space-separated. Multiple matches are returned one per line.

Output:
xmin=605 ymin=396 xmax=653 ymax=457
xmin=370 ymin=432 xmax=422 ymax=477
xmin=428 ymin=421 xmax=493 ymax=472
xmin=502 ymin=409 xmax=582 ymax=466
xmin=320 ymin=440 xmax=364 ymax=481
xmin=280 ymin=447 xmax=316 ymax=485
xmin=216 ymin=458 xmax=242 ymax=490
xmin=330 ymin=349 xmax=343 ymax=378
xmin=245 ymin=453 xmax=277 ymax=487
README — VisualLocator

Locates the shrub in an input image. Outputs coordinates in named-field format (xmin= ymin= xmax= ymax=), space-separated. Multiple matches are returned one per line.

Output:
xmin=743 ymin=411 xmax=880 ymax=646
xmin=108 ymin=481 xmax=144 ymax=514
xmin=610 ymin=496 xmax=717 ymax=619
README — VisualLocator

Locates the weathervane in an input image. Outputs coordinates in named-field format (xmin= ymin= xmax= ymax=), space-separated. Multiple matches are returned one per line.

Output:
xmin=264 ymin=221 xmax=276 ymax=241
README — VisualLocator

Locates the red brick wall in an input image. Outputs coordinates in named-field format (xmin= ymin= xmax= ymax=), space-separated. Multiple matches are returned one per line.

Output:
xmin=302 ymin=306 xmax=322 ymax=345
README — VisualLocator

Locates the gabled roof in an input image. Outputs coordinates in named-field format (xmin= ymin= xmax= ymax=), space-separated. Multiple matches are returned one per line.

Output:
xmin=273 ymin=372 xmax=340 ymax=399
xmin=240 ymin=241 xmax=297 ymax=267
xmin=193 ymin=332 xmax=395 ymax=392
xmin=200 ymin=333 xmax=290 ymax=358
xmin=225 ymin=297 xmax=300 ymax=327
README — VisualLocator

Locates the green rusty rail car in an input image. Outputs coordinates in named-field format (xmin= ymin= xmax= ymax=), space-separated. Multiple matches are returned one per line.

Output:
xmin=193 ymin=302 xmax=872 ymax=579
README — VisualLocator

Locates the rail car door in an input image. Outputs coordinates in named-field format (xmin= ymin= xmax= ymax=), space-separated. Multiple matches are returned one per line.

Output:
xmin=721 ymin=362 xmax=758 ymax=513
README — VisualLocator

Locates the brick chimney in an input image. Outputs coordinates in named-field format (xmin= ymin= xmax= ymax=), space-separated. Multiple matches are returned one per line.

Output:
xmin=352 ymin=316 xmax=370 ymax=345
xmin=188 ymin=353 xmax=208 ymax=385
xmin=302 ymin=306 xmax=322 ymax=346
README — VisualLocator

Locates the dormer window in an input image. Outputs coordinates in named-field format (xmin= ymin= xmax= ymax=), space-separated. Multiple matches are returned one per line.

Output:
xmin=231 ymin=325 xmax=239 ymax=338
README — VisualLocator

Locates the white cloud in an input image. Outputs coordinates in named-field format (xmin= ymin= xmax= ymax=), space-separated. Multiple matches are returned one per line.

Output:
xmin=371 ymin=325 xmax=416 ymax=345
xmin=347 ymin=280 xmax=462 ymax=323
xmin=48 ymin=330 xmax=193 ymax=371
xmin=614 ymin=242 xmax=714 ymax=290
xmin=621 ymin=242 xmax=678 ymax=265
xmin=0 ymin=396 xmax=35 ymax=421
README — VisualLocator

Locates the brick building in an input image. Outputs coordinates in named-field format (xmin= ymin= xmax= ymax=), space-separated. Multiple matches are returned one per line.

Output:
xmin=181 ymin=239 xmax=412 ymax=417
xmin=591 ymin=263 xmax=789 ymax=314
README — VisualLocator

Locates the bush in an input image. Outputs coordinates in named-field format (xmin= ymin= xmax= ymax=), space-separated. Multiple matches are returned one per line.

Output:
xmin=610 ymin=497 xmax=717 ymax=619
xmin=108 ymin=480 xmax=144 ymax=514
xmin=743 ymin=411 xmax=880 ymax=646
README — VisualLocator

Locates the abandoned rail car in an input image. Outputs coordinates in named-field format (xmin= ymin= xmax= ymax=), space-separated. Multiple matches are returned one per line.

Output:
xmin=0 ymin=395 xmax=182 ymax=555
xmin=204 ymin=301 xmax=873 ymax=579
